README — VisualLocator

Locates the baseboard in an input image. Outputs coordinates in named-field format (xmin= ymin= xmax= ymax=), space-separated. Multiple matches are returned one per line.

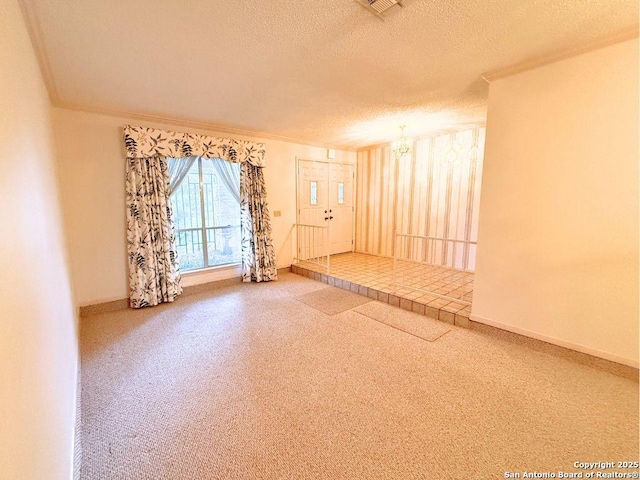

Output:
xmin=78 ymin=294 xmax=129 ymax=308
xmin=79 ymin=298 xmax=129 ymax=318
xmin=470 ymin=314 xmax=639 ymax=370
xmin=181 ymin=277 xmax=240 ymax=296
xmin=79 ymin=266 xmax=292 ymax=318
xmin=71 ymin=352 xmax=81 ymax=480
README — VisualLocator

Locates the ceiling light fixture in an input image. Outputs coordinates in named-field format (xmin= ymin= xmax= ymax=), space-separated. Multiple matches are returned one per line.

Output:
xmin=446 ymin=135 xmax=480 ymax=167
xmin=355 ymin=0 xmax=404 ymax=20
xmin=393 ymin=125 xmax=412 ymax=161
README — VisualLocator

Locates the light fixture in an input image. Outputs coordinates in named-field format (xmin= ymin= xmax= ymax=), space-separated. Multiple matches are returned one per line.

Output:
xmin=393 ymin=125 xmax=412 ymax=161
xmin=355 ymin=0 xmax=405 ymax=20
xmin=446 ymin=133 xmax=480 ymax=167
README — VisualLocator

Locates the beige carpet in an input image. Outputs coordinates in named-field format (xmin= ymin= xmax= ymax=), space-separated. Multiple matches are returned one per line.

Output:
xmin=296 ymin=286 xmax=372 ymax=315
xmin=353 ymin=301 xmax=451 ymax=341
xmin=79 ymin=272 xmax=639 ymax=479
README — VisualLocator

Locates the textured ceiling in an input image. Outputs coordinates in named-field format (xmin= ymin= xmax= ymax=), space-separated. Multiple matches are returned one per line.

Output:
xmin=25 ymin=0 xmax=638 ymax=148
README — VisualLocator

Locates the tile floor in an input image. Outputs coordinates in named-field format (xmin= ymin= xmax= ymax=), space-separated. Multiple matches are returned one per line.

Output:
xmin=293 ymin=252 xmax=474 ymax=327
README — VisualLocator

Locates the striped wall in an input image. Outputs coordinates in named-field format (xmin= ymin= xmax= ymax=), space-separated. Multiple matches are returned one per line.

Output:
xmin=355 ymin=127 xmax=485 ymax=271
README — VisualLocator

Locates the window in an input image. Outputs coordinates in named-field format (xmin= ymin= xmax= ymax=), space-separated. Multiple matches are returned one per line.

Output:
xmin=169 ymin=157 xmax=241 ymax=271
xmin=310 ymin=181 xmax=318 ymax=205
xmin=338 ymin=182 xmax=345 ymax=204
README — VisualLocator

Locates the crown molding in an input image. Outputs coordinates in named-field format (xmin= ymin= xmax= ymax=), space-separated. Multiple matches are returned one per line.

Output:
xmin=57 ymin=102 xmax=357 ymax=152
xmin=482 ymin=24 xmax=639 ymax=83
xmin=17 ymin=0 xmax=356 ymax=152
xmin=18 ymin=0 xmax=60 ymax=104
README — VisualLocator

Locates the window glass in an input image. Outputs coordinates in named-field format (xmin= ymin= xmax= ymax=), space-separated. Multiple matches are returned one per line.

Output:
xmin=201 ymin=160 xmax=241 ymax=267
xmin=171 ymin=161 xmax=204 ymax=270
xmin=338 ymin=182 xmax=345 ymax=204
xmin=169 ymin=157 xmax=241 ymax=271
xmin=310 ymin=181 xmax=318 ymax=205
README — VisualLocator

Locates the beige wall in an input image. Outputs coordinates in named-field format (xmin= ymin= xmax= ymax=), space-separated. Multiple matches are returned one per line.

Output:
xmin=473 ymin=39 xmax=639 ymax=367
xmin=0 ymin=1 xmax=78 ymax=478
xmin=356 ymin=127 xmax=485 ymax=270
xmin=52 ymin=109 xmax=355 ymax=306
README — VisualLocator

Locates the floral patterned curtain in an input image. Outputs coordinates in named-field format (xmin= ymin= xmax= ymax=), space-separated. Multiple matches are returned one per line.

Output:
xmin=240 ymin=162 xmax=278 ymax=282
xmin=124 ymin=125 xmax=265 ymax=166
xmin=124 ymin=125 xmax=277 ymax=308
xmin=126 ymin=156 xmax=182 ymax=308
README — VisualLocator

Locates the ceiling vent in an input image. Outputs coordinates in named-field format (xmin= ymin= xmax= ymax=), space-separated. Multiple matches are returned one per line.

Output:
xmin=355 ymin=0 xmax=405 ymax=19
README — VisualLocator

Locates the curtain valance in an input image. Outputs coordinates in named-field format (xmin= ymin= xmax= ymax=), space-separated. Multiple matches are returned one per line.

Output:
xmin=123 ymin=125 xmax=266 ymax=167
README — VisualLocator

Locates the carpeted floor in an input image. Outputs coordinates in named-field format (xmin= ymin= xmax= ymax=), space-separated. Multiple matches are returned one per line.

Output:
xmin=79 ymin=272 xmax=638 ymax=479
xmin=352 ymin=301 xmax=452 ymax=342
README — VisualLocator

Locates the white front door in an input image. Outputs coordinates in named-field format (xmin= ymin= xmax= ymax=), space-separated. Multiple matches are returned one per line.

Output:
xmin=328 ymin=163 xmax=355 ymax=254
xmin=297 ymin=159 xmax=355 ymax=257
xmin=297 ymin=161 xmax=329 ymax=260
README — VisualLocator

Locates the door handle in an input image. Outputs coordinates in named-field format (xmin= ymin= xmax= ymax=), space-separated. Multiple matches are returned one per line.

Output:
xmin=324 ymin=216 xmax=334 ymax=221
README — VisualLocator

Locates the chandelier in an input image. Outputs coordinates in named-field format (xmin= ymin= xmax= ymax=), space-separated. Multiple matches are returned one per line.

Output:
xmin=393 ymin=125 xmax=412 ymax=161
xmin=445 ymin=133 xmax=480 ymax=167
